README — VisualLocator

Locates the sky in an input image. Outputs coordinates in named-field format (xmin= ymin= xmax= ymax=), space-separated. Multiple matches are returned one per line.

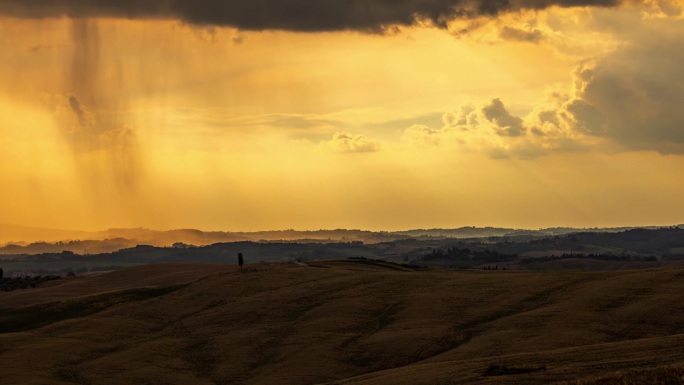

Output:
xmin=1 ymin=0 xmax=684 ymax=232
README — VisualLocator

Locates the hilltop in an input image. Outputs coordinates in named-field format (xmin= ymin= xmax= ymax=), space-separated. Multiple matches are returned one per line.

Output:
xmin=2 ymin=261 xmax=684 ymax=384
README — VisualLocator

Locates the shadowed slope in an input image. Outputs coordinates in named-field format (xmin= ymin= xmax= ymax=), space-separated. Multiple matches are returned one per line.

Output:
xmin=330 ymin=334 xmax=684 ymax=384
xmin=0 ymin=263 xmax=223 ymax=309
xmin=1 ymin=261 xmax=684 ymax=384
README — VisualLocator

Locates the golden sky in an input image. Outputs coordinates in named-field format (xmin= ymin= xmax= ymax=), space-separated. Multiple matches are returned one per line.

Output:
xmin=1 ymin=0 xmax=684 ymax=232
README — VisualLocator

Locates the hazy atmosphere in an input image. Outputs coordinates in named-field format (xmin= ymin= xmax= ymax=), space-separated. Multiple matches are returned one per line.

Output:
xmin=2 ymin=0 xmax=684 ymax=232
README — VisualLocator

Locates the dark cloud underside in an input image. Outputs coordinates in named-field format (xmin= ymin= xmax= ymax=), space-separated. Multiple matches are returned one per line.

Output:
xmin=0 ymin=0 xmax=621 ymax=31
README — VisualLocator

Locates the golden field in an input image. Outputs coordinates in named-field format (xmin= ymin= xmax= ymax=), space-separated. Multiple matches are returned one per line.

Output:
xmin=2 ymin=260 xmax=684 ymax=384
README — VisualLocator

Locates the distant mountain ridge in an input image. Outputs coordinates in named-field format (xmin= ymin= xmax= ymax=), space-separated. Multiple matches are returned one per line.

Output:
xmin=2 ymin=227 xmax=684 ymax=275
xmin=1 ymin=223 xmax=682 ymax=255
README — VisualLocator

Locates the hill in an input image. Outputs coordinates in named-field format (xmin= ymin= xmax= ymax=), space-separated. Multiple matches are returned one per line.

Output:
xmin=0 ymin=224 xmax=399 ymax=251
xmin=2 ymin=261 xmax=684 ymax=384
xmin=3 ymin=224 xmax=682 ymax=256
xmin=4 ymin=227 xmax=684 ymax=276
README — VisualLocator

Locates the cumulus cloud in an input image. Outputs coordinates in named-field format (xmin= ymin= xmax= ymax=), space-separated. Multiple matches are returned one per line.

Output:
xmin=419 ymin=98 xmax=558 ymax=158
xmin=402 ymin=93 xmax=599 ymax=159
xmin=323 ymin=132 xmax=380 ymax=153
xmin=481 ymin=98 xmax=526 ymax=137
xmin=402 ymin=1 xmax=684 ymax=158
xmin=564 ymin=98 xmax=605 ymax=135
xmin=402 ymin=125 xmax=442 ymax=145
xmin=570 ymin=35 xmax=684 ymax=153
xmin=534 ymin=1 xmax=684 ymax=153
xmin=0 ymin=0 xmax=622 ymax=32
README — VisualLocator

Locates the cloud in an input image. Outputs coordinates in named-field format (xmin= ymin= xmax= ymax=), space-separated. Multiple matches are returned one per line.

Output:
xmin=252 ymin=114 xmax=347 ymax=131
xmin=0 ymin=0 xmax=622 ymax=32
xmin=67 ymin=95 xmax=88 ymax=128
xmin=323 ymin=132 xmax=380 ymax=153
xmin=564 ymin=98 xmax=606 ymax=135
xmin=499 ymin=25 xmax=544 ymax=42
xmin=401 ymin=2 xmax=684 ymax=158
xmin=402 ymin=91 xmax=604 ymax=159
xmin=403 ymin=98 xmax=550 ymax=158
xmin=441 ymin=98 xmax=537 ymax=138
xmin=568 ymin=32 xmax=684 ymax=153
xmin=402 ymin=125 xmax=442 ymax=145
xmin=531 ymin=2 xmax=684 ymax=154
xmin=411 ymin=43 xmax=684 ymax=157
xmin=481 ymin=98 xmax=526 ymax=137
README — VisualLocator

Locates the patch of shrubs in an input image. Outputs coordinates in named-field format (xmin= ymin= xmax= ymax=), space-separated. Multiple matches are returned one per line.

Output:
xmin=422 ymin=247 xmax=518 ymax=263
xmin=484 ymin=364 xmax=547 ymax=377
xmin=0 ymin=275 xmax=62 ymax=292
xmin=518 ymin=253 xmax=658 ymax=264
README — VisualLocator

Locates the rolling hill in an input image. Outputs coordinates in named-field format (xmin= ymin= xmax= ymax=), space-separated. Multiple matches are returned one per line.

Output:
xmin=2 ymin=261 xmax=684 ymax=384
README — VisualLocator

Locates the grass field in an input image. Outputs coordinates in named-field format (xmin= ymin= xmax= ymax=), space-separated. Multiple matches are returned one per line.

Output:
xmin=1 ymin=260 xmax=684 ymax=384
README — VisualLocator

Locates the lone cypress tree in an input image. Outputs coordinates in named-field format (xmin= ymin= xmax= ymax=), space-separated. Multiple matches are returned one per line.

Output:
xmin=238 ymin=253 xmax=244 ymax=270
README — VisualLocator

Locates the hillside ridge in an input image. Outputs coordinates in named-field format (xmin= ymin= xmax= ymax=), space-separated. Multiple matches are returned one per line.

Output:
xmin=2 ymin=262 xmax=684 ymax=384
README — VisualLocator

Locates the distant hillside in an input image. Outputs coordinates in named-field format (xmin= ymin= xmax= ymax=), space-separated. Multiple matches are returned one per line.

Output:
xmin=570 ymin=227 xmax=684 ymax=255
xmin=391 ymin=225 xmax=674 ymax=239
xmin=0 ymin=225 xmax=402 ymax=252
xmin=95 ymin=228 xmax=399 ymax=246
xmin=2 ymin=223 xmax=682 ymax=255
xmin=2 ymin=227 xmax=683 ymax=275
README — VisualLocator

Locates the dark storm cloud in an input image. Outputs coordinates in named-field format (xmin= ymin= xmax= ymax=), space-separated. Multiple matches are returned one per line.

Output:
xmin=568 ymin=34 xmax=684 ymax=153
xmin=0 ymin=0 xmax=622 ymax=31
